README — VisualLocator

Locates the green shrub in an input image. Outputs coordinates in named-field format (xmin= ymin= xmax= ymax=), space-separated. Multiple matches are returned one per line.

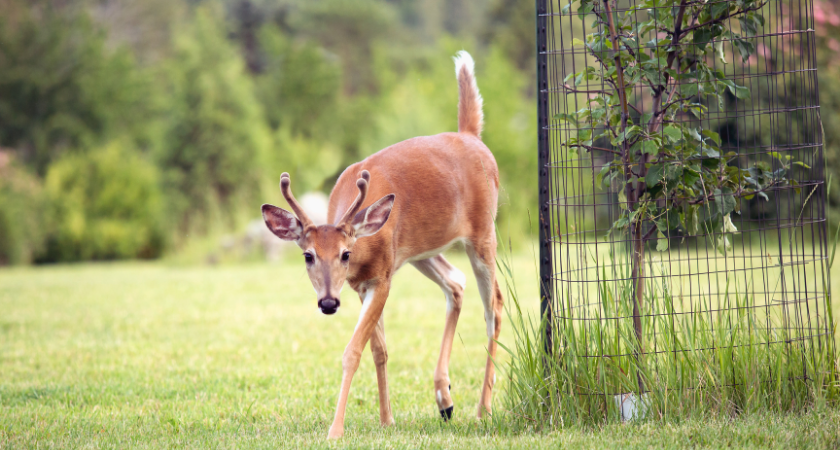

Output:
xmin=0 ymin=154 xmax=47 ymax=265
xmin=0 ymin=0 xmax=159 ymax=176
xmin=40 ymin=141 xmax=165 ymax=262
xmin=158 ymin=6 xmax=272 ymax=234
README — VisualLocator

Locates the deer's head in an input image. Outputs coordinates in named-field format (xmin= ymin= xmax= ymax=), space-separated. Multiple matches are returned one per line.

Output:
xmin=261 ymin=171 xmax=394 ymax=315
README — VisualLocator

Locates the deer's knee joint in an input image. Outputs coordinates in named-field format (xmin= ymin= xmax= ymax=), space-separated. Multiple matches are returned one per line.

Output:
xmin=372 ymin=348 xmax=388 ymax=367
xmin=342 ymin=347 xmax=362 ymax=372
xmin=447 ymin=291 xmax=463 ymax=313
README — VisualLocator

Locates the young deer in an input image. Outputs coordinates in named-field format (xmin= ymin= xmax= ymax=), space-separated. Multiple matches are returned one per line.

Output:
xmin=261 ymin=51 xmax=503 ymax=439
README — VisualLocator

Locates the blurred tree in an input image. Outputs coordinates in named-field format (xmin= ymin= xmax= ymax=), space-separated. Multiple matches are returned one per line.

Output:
xmin=480 ymin=45 xmax=538 ymax=243
xmin=0 ymin=0 xmax=158 ymax=175
xmin=482 ymin=0 xmax=535 ymax=75
xmin=90 ymin=0 xmax=185 ymax=65
xmin=255 ymin=25 xmax=341 ymax=136
xmin=294 ymin=0 xmax=396 ymax=95
xmin=0 ymin=152 xmax=47 ymax=265
xmin=158 ymin=5 xmax=272 ymax=233
xmin=40 ymin=140 xmax=165 ymax=262
xmin=814 ymin=0 xmax=840 ymax=229
xmin=231 ymin=0 xmax=266 ymax=74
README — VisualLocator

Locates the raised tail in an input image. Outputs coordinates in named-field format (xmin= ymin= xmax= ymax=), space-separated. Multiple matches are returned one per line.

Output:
xmin=453 ymin=51 xmax=483 ymax=138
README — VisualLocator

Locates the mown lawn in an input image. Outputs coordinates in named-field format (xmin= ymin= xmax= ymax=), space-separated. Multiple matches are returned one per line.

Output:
xmin=1 ymin=251 xmax=839 ymax=449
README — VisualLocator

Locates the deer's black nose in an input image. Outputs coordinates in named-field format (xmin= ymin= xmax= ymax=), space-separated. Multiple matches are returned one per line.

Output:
xmin=318 ymin=298 xmax=340 ymax=315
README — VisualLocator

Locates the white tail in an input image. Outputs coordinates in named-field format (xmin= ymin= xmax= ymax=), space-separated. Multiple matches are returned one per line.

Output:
xmin=454 ymin=50 xmax=483 ymax=137
xmin=261 ymin=51 xmax=501 ymax=439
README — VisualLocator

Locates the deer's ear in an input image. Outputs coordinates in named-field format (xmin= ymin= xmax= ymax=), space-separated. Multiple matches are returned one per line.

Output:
xmin=262 ymin=204 xmax=303 ymax=241
xmin=352 ymin=194 xmax=395 ymax=238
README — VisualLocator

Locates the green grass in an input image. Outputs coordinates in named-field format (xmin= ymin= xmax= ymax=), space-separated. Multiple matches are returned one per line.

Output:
xmin=1 ymin=251 xmax=839 ymax=448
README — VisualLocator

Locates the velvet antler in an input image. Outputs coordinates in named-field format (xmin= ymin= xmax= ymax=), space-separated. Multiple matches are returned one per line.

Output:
xmin=280 ymin=172 xmax=313 ymax=227
xmin=338 ymin=170 xmax=370 ymax=226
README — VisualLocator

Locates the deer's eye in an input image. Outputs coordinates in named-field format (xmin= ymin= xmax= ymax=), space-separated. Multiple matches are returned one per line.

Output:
xmin=304 ymin=253 xmax=314 ymax=264
xmin=341 ymin=251 xmax=351 ymax=262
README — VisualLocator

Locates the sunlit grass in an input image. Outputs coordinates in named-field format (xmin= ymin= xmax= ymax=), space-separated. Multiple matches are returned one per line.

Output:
xmin=0 ymin=249 xmax=839 ymax=448
xmin=499 ymin=238 xmax=840 ymax=433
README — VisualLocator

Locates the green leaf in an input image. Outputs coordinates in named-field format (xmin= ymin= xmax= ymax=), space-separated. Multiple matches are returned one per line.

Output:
xmin=663 ymin=125 xmax=682 ymax=142
xmin=612 ymin=125 xmax=640 ymax=145
xmin=793 ymin=161 xmax=812 ymax=169
xmin=683 ymin=168 xmax=701 ymax=186
xmin=656 ymin=231 xmax=669 ymax=251
xmin=715 ymin=40 xmax=727 ymax=64
xmin=646 ymin=164 xmax=666 ymax=187
xmin=682 ymin=204 xmax=700 ymax=234
xmin=644 ymin=69 xmax=664 ymax=87
xmin=665 ymin=164 xmax=684 ymax=184
xmin=572 ymin=38 xmax=585 ymax=47
xmin=642 ymin=140 xmax=659 ymax=155
xmin=731 ymin=35 xmax=756 ymax=61
xmin=710 ymin=2 xmax=730 ymax=19
xmin=655 ymin=207 xmax=680 ymax=232
xmin=687 ymin=127 xmax=702 ymax=143
xmin=702 ymin=129 xmax=721 ymax=146
xmin=680 ymin=82 xmax=699 ymax=97
xmin=577 ymin=128 xmax=592 ymax=144
xmin=597 ymin=163 xmax=612 ymax=187
xmin=702 ymin=146 xmax=721 ymax=158
xmin=577 ymin=0 xmax=594 ymax=20
xmin=733 ymin=84 xmax=750 ymax=99
xmin=714 ymin=188 xmax=737 ymax=217
xmin=554 ymin=112 xmax=578 ymax=125
xmin=693 ymin=28 xmax=713 ymax=51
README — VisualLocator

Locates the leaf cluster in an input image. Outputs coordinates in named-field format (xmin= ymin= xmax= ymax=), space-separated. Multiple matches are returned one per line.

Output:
xmin=556 ymin=0 xmax=796 ymax=252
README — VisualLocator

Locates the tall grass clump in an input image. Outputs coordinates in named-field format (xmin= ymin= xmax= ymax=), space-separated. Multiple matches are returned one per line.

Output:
xmin=497 ymin=243 xmax=838 ymax=431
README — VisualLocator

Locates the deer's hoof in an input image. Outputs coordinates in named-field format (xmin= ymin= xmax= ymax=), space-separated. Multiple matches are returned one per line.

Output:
xmin=440 ymin=405 xmax=454 ymax=421
xmin=327 ymin=424 xmax=344 ymax=439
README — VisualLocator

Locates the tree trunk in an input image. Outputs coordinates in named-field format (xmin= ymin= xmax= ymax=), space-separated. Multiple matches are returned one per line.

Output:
xmin=603 ymin=0 xmax=646 ymax=394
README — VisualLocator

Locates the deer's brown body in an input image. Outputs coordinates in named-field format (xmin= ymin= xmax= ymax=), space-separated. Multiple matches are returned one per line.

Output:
xmin=332 ymin=133 xmax=499 ymax=287
xmin=262 ymin=51 xmax=503 ymax=439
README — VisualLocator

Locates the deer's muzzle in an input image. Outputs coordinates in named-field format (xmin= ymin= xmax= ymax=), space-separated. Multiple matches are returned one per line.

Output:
xmin=318 ymin=297 xmax=340 ymax=315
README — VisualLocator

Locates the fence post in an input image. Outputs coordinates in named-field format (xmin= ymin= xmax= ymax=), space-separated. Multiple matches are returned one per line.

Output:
xmin=536 ymin=0 xmax=553 ymax=358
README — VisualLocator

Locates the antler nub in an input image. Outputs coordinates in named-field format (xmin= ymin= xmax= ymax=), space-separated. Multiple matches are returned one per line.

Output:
xmin=279 ymin=172 xmax=313 ymax=227
xmin=339 ymin=170 xmax=370 ymax=226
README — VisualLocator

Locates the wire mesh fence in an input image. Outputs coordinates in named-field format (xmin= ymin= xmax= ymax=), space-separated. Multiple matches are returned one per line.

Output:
xmin=536 ymin=0 xmax=834 ymax=402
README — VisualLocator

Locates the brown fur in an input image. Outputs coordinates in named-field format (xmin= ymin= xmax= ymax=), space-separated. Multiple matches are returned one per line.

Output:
xmin=262 ymin=52 xmax=502 ymax=439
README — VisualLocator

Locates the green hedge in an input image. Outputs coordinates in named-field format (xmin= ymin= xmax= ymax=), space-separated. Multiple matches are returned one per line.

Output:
xmin=39 ymin=142 xmax=165 ymax=262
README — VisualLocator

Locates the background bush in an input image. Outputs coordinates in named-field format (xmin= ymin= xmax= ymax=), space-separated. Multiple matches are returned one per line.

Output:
xmin=40 ymin=141 xmax=165 ymax=262
xmin=0 ymin=0 xmax=837 ymax=265
xmin=0 ymin=155 xmax=47 ymax=265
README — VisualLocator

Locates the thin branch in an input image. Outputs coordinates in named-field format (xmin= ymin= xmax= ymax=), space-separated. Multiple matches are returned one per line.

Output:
xmin=679 ymin=2 xmax=767 ymax=36
xmin=562 ymin=84 xmax=611 ymax=95
xmin=568 ymin=144 xmax=622 ymax=155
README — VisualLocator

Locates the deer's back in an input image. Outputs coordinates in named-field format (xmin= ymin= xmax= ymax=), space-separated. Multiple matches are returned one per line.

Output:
xmin=328 ymin=132 xmax=499 ymax=268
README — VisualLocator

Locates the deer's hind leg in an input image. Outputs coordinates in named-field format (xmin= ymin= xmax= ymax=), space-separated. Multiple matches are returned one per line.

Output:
xmin=410 ymin=254 xmax=466 ymax=421
xmin=466 ymin=238 xmax=503 ymax=419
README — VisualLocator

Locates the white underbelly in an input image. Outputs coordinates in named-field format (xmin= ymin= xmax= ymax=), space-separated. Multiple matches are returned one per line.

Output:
xmin=399 ymin=237 xmax=466 ymax=266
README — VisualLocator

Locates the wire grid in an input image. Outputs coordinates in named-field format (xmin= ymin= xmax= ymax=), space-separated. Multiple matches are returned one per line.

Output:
xmin=536 ymin=0 xmax=832 ymax=395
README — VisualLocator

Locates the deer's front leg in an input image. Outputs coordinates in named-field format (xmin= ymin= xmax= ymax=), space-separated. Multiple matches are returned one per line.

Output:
xmin=369 ymin=313 xmax=394 ymax=426
xmin=327 ymin=281 xmax=390 ymax=440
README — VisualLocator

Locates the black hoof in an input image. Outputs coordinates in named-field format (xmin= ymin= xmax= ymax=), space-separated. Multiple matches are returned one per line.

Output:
xmin=440 ymin=405 xmax=454 ymax=421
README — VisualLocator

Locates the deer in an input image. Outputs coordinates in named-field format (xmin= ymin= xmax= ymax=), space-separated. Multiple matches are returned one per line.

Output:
xmin=261 ymin=51 xmax=503 ymax=439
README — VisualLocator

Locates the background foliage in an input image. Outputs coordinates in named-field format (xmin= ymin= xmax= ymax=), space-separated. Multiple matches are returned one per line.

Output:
xmin=0 ymin=0 xmax=837 ymax=264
